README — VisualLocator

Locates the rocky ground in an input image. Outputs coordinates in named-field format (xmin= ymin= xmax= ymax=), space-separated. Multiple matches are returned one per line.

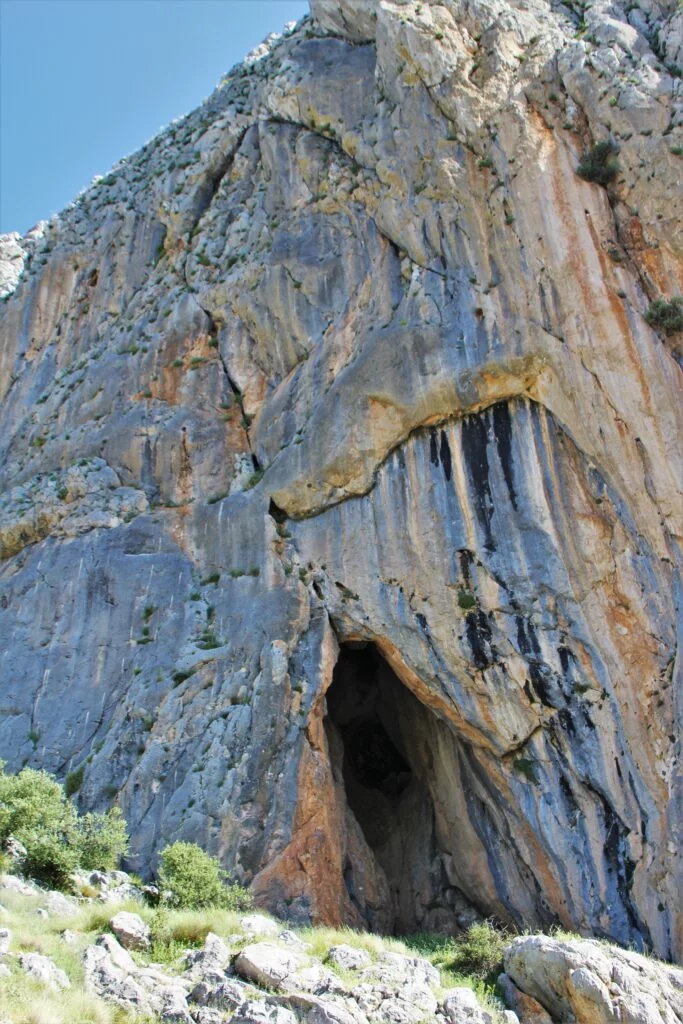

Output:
xmin=0 ymin=870 xmax=682 ymax=1024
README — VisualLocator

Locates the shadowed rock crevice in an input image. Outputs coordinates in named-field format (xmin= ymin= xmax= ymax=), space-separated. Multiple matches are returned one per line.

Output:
xmin=324 ymin=642 xmax=480 ymax=936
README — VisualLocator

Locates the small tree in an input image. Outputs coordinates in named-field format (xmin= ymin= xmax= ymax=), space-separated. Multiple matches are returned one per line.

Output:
xmin=0 ymin=763 xmax=128 ymax=888
xmin=577 ymin=140 xmax=620 ymax=186
xmin=157 ymin=841 xmax=252 ymax=911
xmin=0 ymin=766 xmax=79 ymax=887
xmin=76 ymin=808 xmax=129 ymax=870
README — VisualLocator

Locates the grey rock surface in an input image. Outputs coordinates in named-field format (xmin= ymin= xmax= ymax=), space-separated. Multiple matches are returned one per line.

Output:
xmin=0 ymin=0 xmax=680 ymax=961
xmin=504 ymin=935 xmax=683 ymax=1024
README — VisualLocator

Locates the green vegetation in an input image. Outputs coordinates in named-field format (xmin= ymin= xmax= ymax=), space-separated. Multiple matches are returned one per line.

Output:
xmin=458 ymin=590 xmax=476 ymax=610
xmin=244 ymin=469 xmax=264 ymax=490
xmin=512 ymin=757 xmax=539 ymax=783
xmin=157 ymin=841 xmax=253 ymax=911
xmin=0 ymin=764 xmax=128 ymax=888
xmin=576 ymin=140 xmax=620 ymax=185
xmin=406 ymin=920 xmax=508 ymax=986
xmin=64 ymin=765 xmax=85 ymax=797
xmin=644 ymin=296 xmax=683 ymax=336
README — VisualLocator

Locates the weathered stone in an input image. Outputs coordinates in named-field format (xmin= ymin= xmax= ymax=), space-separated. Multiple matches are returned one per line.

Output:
xmin=504 ymin=936 xmax=683 ymax=1024
xmin=0 ymin=0 xmax=680 ymax=964
xmin=193 ymin=1010 xmax=226 ymax=1024
xmin=184 ymin=932 xmax=232 ymax=975
xmin=109 ymin=910 xmax=151 ymax=951
xmin=0 ymin=928 xmax=10 ymax=955
xmin=235 ymin=942 xmax=309 ymax=991
xmin=189 ymin=974 xmax=248 ymax=1007
xmin=44 ymin=890 xmax=79 ymax=918
xmin=441 ymin=988 xmax=493 ymax=1024
xmin=18 ymin=952 xmax=70 ymax=990
xmin=232 ymin=1001 xmax=298 ymax=1024
xmin=158 ymin=985 xmax=194 ymax=1024
xmin=0 ymin=875 xmax=35 ymax=897
xmin=83 ymin=942 xmax=151 ymax=1011
xmin=240 ymin=914 xmax=280 ymax=937
xmin=497 ymin=972 xmax=553 ymax=1024
xmin=326 ymin=945 xmax=371 ymax=971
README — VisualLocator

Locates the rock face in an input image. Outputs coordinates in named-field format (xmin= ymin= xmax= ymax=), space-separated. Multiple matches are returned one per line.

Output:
xmin=0 ymin=0 xmax=681 ymax=959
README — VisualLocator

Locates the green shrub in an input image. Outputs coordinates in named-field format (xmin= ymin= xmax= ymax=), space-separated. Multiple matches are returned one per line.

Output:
xmin=576 ymin=140 xmax=619 ymax=185
xmin=157 ymin=840 xmax=253 ymax=911
xmin=64 ymin=765 xmax=85 ymax=797
xmin=77 ymin=808 xmax=129 ymax=870
xmin=0 ymin=765 xmax=80 ymax=887
xmin=0 ymin=763 xmax=128 ymax=887
xmin=445 ymin=921 xmax=508 ymax=982
xmin=644 ymin=296 xmax=683 ymax=336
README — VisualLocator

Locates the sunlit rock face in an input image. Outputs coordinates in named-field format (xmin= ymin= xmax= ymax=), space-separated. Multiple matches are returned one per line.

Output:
xmin=0 ymin=0 xmax=681 ymax=959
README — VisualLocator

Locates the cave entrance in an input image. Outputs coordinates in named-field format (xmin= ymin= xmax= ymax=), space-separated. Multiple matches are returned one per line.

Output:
xmin=324 ymin=642 xmax=478 ymax=935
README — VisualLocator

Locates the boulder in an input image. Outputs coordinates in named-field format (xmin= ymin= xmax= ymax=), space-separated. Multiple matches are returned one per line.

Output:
xmin=498 ymin=972 xmax=554 ymax=1024
xmin=235 ymin=942 xmax=309 ymax=991
xmin=504 ymin=936 xmax=683 ymax=1024
xmin=158 ymin=985 xmax=194 ymax=1023
xmin=441 ymin=987 xmax=493 ymax=1024
xmin=183 ymin=931 xmax=232 ymax=975
xmin=44 ymin=890 xmax=79 ymax=917
xmin=189 ymin=974 xmax=248 ymax=1007
xmin=327 ymin=945 xmax=372 ymax=971
xmin=18 ymin=952 xmax=70 ymax=991
xmin=0 ymin=874 xmax=35 ymax=897
xmin=231 ymin=1002 xmax=298 ymax=1024
xmin=110 ymin=910 xmax=151 ymax=951
xmin=0 ymin=928 xmax=10 ymax=955
xmin=240 ymin=914 xmax=280 ymax=937
xmin=83 ymin=942 xmax=150 ymax=1011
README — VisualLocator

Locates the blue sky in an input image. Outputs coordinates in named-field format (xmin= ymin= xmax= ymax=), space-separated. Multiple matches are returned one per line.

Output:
xmin=0 ymin=0 xmax=309 ymax=235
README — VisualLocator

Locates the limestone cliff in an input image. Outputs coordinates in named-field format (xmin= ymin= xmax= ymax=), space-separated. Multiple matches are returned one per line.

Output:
xmin=0 ymin=0 xmax=680 ymax=961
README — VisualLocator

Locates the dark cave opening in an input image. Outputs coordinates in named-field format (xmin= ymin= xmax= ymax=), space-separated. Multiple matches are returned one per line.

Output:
xmin=325 ymin=642 xmax=480 ymax=935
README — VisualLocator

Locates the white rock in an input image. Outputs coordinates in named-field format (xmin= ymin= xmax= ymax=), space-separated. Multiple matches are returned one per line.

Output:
xmin=234 ymin=941 xmax=309 ymax=990
xmin=0 ymin=928 xmax=10 ymax=955
xmin=327 ymin=944 xmax=372 ymax=970
xmin=441 ymin=987 xmax=493 ymax=1024
xmin=18 ymin=952 xmax=71 ymax=990
xmin=232 ymin=1001 xmax=298 ymax=1024
xmin=183 ymin=931 xmax=231 ymax=975
xmin=239 ymin=913 xmax=280 ymax=937
xmin=110 ymin=910 xmax=151 ymax=950
xmin=44 ymin=890 xmax=79 ymax=917
xmin=0 ymin=874 xmax=35 ymax=896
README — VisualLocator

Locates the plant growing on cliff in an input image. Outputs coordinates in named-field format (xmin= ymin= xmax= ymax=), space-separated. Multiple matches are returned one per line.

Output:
xmin=576 ymin=140 xmax=620 ymax=185
xmin=0 ymin=764 xmax=128 ymax=887
xmin=157 ymin=840 xmax=252 ymax=911
xmin=644 ymin=296 xmax=683 ymax=335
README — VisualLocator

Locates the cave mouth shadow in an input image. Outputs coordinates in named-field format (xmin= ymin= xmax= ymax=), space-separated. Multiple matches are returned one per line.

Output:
xmin=324 ymin=641 xmax=479 ymax=936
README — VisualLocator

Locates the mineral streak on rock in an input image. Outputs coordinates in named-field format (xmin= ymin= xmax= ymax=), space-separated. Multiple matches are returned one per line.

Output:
xmin=0 ymin=0 xmax=681 ymax=960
